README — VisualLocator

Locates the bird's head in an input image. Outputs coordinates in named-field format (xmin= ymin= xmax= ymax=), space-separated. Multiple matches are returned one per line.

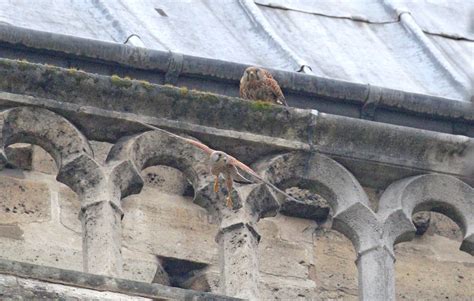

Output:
xmin=210 ymin=151 xmax=228 ymax=165
xmin=243 ymin=67 xmax=262 ymax=82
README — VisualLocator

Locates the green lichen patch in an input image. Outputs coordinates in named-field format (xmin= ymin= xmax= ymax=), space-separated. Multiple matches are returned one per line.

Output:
xmin=249 ymin=100 xmax=273 ymax=111
xmin=66 ymin=67 xmax=89 ymax=82
xmin=110 ymin=74 xmax=133 ymax=88
xmin=137 ymin=80 xmax=154 ymax=91
xmin=179 ymin=86 xmax=188 ymax=97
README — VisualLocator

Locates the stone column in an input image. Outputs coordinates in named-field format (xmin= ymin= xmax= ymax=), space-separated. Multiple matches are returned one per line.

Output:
xmin=58 ymin=156 xmax=142 ymax=278
xmin=217 ymin=221 xmax=260 ymax=300
xmin=214 ymin=184 xmax=277 ymax=301
xmin=80 ymin=199 xmax=123 ymax=277
xmin=356 ymin=247 xmax=396 ymax=301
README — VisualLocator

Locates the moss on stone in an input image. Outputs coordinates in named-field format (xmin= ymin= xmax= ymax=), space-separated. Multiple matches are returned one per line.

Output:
xmin=67 ymin=67 xmax=79 ymax=75
xmin=249 ymin=100 xmax=273 ymax=111
xmin=137 ymin=80 xmax=154 ymax=91
xmin=67 ymin=68 xmax=87 ymax=82
xmin=179 ymin=86 xmax=188 ymax=97
xmin=110 ymin=74 xmax=133 ymax=88
xmin=196 ymin=91 xmax=220 ymax=104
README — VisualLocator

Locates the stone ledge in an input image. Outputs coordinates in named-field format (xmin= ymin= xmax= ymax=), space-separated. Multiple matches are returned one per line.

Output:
xmin=0 ymin=23 xmax=471 ymax=123
xmin=0 ymin=59 xmax=472 ymax=189
xmin=0 ymin=259 xmax=240 ymax=301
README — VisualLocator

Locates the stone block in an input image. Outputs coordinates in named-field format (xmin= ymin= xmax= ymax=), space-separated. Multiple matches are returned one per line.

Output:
xmin=5 ymin=143 xmax=33 ymax=170
xmin=258 ymin=216 xmax=315 ymax=280
xmin=0 ymin=175 xmax=51 ymax=224
xmin=280 ymin=187 xmax=330 ymax=222
xmin=259 ymin=237 xmax=312 ymax=279
xmin=122 ymin=255 xmax=163 ymax=284
xmin=58 ymin=186 xmax=81 ymax=233
xmin=0 ymin=224 xmax=23 ymax=240
xmin=31 ymin=145 xmax=57 ymax=175
xmin=122 ymin=186 xmax=217 ymax=264
xmin=313 ymin=229 xmax=358 ymax=299
xmin=424 ymin=212 xmax=463 ymax=241
xmin=395 ymin=235 xmax=474 ymax=300
xmin=141 ymin=165 xmax=192 ymax=195
xmin=90 ymin=140 xmax=113 ymax=165
xmin=259 ymin=274 xmax=318 ymax=301
xmin=260 ymin=215 xmax=316 ymax=244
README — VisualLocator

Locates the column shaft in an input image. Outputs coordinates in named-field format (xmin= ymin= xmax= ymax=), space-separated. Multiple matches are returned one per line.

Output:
xmin=217 ymin=223 xmax=260 ymax=300
xmin=81 ymin=200 xmax=122 ymax=277
xmin=357 ymin=247 xmax=396 ymax=301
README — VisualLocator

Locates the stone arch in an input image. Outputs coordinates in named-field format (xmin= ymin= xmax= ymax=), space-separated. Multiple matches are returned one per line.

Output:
xmin=106 ymin=130 xmax=212 ymax=204
xmin=1 ymin=106 xmax=92 ymax=168
xmin=0 ymin=107 xmax=105 ymax=196
xmin=379 ymin=174 xmax=474 ymax=255
xmin=253 ymin=151 xmax=378 ymax=253
xmin=0 ymin=106 xmax=136 ymax=277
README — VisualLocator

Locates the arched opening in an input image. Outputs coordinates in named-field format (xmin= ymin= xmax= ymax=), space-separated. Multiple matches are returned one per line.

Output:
xmin=253 ymin=152 xmax=368 ymax=300
xmin=394 ymin=212 xmax=473 ymax=300
xmin=0 ymin=143 xmax=82 ymax=272
xmin=379 ymin=174 xmax=474 ymax=300
xmin=112 ymin=131 xmax=219 ymax=291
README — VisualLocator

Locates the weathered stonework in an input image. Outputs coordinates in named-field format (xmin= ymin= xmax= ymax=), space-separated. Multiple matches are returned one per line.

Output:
xmin=0 ymin=59 xmax=472 ymax=300
xmin=0 ymin=175 xmax=51 ymax=224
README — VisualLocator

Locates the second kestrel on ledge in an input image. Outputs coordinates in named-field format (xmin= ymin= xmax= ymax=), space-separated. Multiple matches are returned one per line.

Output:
xmin=240 ymin=66 xmax=288 ymax=106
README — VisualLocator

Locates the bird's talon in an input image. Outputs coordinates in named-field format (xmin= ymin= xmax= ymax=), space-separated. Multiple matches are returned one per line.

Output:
xmin=214 ymin=178 xmax=219 ymax=192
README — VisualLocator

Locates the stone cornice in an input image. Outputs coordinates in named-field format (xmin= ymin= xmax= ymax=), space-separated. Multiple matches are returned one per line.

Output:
xmin=0 ymin=24 xmax=472 ymax=136
xmin=0 ymin=59 xmax=472 ymax=188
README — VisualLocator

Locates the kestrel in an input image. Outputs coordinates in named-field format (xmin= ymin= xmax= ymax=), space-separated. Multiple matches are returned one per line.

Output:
xmin=240 ymin=66 xmax=288 ymax=106
xmin=139 ymin=122 xmax=299 ymax=208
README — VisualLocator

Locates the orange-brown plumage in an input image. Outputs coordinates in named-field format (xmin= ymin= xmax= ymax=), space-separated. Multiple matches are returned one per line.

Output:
xmin=139 ymin=122 xmax=302 ymax=209
xmin=240 ymin=66 xmax=287 ymax=106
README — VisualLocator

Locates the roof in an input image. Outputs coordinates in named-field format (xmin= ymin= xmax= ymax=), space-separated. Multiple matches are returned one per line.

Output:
xmin=0 ymin=0 xmax=472 ymax=102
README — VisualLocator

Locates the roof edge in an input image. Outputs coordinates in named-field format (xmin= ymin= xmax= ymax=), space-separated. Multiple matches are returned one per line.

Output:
xmin=0 ymin=24 xmax=472 ymax=122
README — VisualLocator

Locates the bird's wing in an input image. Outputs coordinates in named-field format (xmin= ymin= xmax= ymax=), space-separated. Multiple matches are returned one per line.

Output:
xmin=240 ymin=82 xmax=248 ymax=99
xmin=138 ymin=122 xmax=214 ymax=155
xmin=230 ymin=165 xmax=253 ymax=183
xmin=266 ymin=77 xmax=287 ymax=106
xmin=262 ymin=69 xmax=274 ymax=79
xmin=228 ymin=155 xmax=300 ymax=203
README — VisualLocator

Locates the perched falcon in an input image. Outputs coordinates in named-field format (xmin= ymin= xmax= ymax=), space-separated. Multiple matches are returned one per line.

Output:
xmin=140 ymin=123 xmax=299 ymax=208
xmin=240 ymin=66 xmax=288 ymax=106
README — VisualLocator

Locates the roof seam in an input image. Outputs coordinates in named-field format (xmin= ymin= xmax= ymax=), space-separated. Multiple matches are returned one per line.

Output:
xmin=422 ymin=31 xmax=474 ymax=42
xmin=256 ymin=2 xmax=474 ymax=42
xmin=381 ymin=0 xmax=470 ymax=100
xmin=239 ymin=0 xmax=314 ymax=74
xmin=255 ymin=2 xmax=400 ymax=25
xmin=397 ymin=11 xmax=470 ymax=100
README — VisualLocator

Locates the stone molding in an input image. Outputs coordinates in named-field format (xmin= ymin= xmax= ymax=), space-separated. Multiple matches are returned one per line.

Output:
xmin=1 ymin=104 xmax=472 ymax=300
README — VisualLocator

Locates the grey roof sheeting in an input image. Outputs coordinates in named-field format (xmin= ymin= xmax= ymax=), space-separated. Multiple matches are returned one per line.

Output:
xmin=0 ymin=0 xmax=472 ymax=102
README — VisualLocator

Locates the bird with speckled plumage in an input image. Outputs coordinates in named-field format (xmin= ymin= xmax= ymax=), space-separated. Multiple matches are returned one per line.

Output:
xmin=240 ymin=66 xmax=287 ymax=106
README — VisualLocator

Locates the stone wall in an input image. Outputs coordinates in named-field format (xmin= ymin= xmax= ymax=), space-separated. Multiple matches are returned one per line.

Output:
xmin=0 ymin=60 xmax=472 ymax=300
xmin=1 ymin=143 xmax=472 ymax=300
